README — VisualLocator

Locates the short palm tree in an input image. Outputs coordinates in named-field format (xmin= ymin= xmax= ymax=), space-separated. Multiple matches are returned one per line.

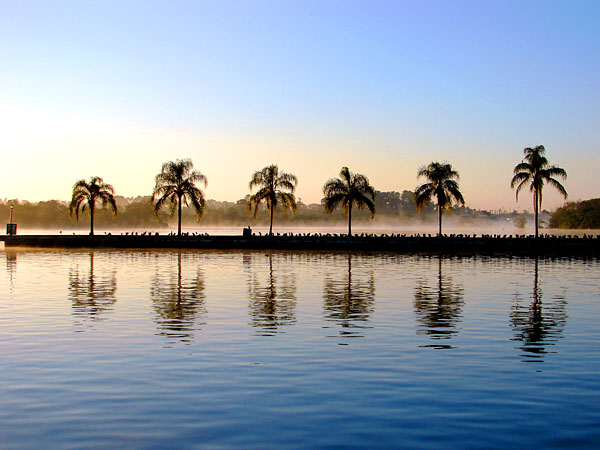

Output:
xmin=510 ymin=145 xmax=567 ymax=238
xmin=322 ymin=166 xmax=376 ymax=236
xmin=415 ymin=161 xmax=464 ymax=236
xmin=152 ymin=159 xmax=207 ymax=236
xmin=248 ymin=164 xmax=297 ymax=235
xmin=69 ymin=176 xmax=117 ymax=235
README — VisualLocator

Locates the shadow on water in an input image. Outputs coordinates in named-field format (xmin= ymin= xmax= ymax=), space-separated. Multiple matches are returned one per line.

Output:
xmin=323 ymin=253 xmax=375 ymax=342
xmin=151 ymin=252 xmax=206 ymax=345
xmin=510 ymin=257 xmax=567 ymax=362
xmin=246 ymin=252 xmax=296 ymax=336
xmin=68 ymin=252 xmax=117 ymax=324
xmin=413 ymin=256 xmax=464 ymax=349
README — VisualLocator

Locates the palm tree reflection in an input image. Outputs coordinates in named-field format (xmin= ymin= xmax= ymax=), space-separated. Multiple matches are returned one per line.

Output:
xmin=413 ymin=256 xmax=464 ymax=349
xmin=510 ymin=258 xmax=567 ymax=362
xmin=151 ymin=252 xmax=206 ymax=345
xmin=323 ymin=254 xmax=375 ymax=340
xmin=247 ymin=252 xmax=296 ymax=335
xmin=69 ymin=252 xmax=117 ymax=322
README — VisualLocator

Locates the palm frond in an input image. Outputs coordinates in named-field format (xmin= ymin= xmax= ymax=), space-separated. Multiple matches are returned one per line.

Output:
xmin=339 ymin=167 xmax=351 ymax=185
xmin=187 ymin=190 xmax=206 ymax=221
xmin=547 ymin=177 xmax=568 ymax=199
xmin=415 ymin=183 xmax=434 ymax=211
xmin=544 ymin=166 xmax=567 ymax=179
xmin=444 ymin=180 xmax=465 ymax=206
xmin=354 ymin=194 xmax=376 ymax=217
xmin=510 ymin=170 xmax=531 ymax=188
xmin=323 ymin=192 xmax=346 ymax=214
xmin=323 ymin=178 xmax=346 ymax=196
xmin=277 ymin=192 xmax=297 ymax=214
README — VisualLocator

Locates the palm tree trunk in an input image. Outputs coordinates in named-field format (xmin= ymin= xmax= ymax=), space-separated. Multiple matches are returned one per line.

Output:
xmin=348 ymin=203 xmax=352 ymax=236
xmin=438 ymin=205 xmax=442 ymax=236
xmin=90 ymin=205 xmax=95 ymax=236
xmin=534 ymin=190 xmax=539 ymax=238
xmin=269 ymin=205 xmax=274 ymax=235
xmin=178 ymin=195 xmax=182 ymax=236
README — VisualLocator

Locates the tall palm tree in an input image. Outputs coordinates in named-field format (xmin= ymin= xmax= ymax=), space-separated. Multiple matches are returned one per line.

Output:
xmin=510 ymin=145 xmax=567 ymax=238
xmin=322 ymin=166 xmax=376 ymax=236
xmin=415 ymin=161 xmax=464 ymax=236
xmin=69 ymin=176 xmax=117 ymax=235
xmin=248 ymin=164 xmax=297 ymax=235
xmin=152 ymin=159 xmax=207 ymax=236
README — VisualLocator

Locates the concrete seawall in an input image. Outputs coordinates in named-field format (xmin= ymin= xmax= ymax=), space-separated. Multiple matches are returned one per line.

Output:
xmin=1 ymin=234 xmax=599 ymax=256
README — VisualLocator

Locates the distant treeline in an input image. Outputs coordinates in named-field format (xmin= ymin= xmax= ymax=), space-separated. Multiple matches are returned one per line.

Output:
xmin=549 ymin=199 xmax=600 ymax=229
xmin=0 ymin=190 xmax=495 ymax=230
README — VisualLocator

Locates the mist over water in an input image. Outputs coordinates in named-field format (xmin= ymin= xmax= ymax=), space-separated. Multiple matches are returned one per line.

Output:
xmin=10 ymin=222 xmax=600 ymax=237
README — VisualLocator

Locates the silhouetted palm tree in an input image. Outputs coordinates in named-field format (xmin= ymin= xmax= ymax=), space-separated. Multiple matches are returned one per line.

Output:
xmin=248 ymin=164 xmax=297 ymax=235
xmin=415 ymin=162 xmax=464 ymax=236
xmin=69 ymin=176 xmax=117 ymax=235
xmin=510 ymin=145 xmax=567 ymax=238
xmin=152 ymin=159 xmax=207 ymax=236
xmin=322 ymin=166 xmax=376 ymax=236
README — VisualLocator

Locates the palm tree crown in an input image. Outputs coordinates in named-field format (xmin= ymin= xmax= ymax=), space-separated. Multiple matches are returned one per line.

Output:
xmin=322 ymin=166 xmax=375 ymax=236
xmin=69 ymin=176 xmax=117 ymax=235
xmin=510 ymin=145 xmax=567 ymax=237
xmin=248 ymin=164 xmax=297 ymax=235
xmin=415 ymin=161 xmax=464 ymax=236
xmin=152 ymin=159 xmax=207 ymax=236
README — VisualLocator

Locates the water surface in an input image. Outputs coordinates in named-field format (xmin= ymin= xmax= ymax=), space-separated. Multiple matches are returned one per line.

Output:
xmin=1 ymin=249 xmax=599 ymax=448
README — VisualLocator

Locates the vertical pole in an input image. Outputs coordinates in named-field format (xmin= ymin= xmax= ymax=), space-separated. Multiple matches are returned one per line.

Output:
xmin=8 ymin=203 xmax=15 ymax=236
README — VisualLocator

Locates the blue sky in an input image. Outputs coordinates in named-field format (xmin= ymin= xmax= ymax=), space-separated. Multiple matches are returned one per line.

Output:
xmin=1 ymin=0 xmax=599 ymax=211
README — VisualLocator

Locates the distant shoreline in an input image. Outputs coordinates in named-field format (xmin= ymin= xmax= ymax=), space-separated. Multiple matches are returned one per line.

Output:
xmin=2 ymin=233 xmax=598 ymax=256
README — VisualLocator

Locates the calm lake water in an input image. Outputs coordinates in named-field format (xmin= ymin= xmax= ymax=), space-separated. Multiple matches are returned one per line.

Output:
xmin=1 ymin=248 xmax=599 ymax=449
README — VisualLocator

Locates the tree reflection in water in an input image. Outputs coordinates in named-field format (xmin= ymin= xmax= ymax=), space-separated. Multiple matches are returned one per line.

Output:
xmin=68 ymin=252 xmax=117 ymax=323
xmin=510 ymin=257 xmax=567 ymax=362
xmin=5 ymin=251 xmax=17 ymax=293
xmin=413 ymin=256 xmax=464 ymax=349
xmin=323 ymin=253 xmax=375 ymax=340
xmin=247 ymin=252 xmax=296 ymax=336
xmin=151 ymin=252 xmax=206 ymax=345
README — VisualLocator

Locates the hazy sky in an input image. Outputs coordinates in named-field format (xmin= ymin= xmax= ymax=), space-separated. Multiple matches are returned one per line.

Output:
xmin=1 ymin=0 xmax=599 ymax=211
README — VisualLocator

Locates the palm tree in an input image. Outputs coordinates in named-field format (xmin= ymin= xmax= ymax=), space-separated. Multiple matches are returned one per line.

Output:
xmin=152 ymin=159 xmax=207 ymax=236
xmin=415 ymin=161 xmax=464 ymax=236
xmin=69 ymin=176 xmax=117 ymax=235
xmin=248 ymin=164 xmax=297 ymax=235
xmin=322 ymin=166 xmax=376 ymax=236
xmin=510 ymin=145 xmax=567 ymax=238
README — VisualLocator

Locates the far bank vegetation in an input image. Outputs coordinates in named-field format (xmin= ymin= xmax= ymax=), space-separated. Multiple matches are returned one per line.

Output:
xmin=0 ymin=190 xmax=489 ymax=230
xmin=549 ymin=198 xmax=600 ymax=229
